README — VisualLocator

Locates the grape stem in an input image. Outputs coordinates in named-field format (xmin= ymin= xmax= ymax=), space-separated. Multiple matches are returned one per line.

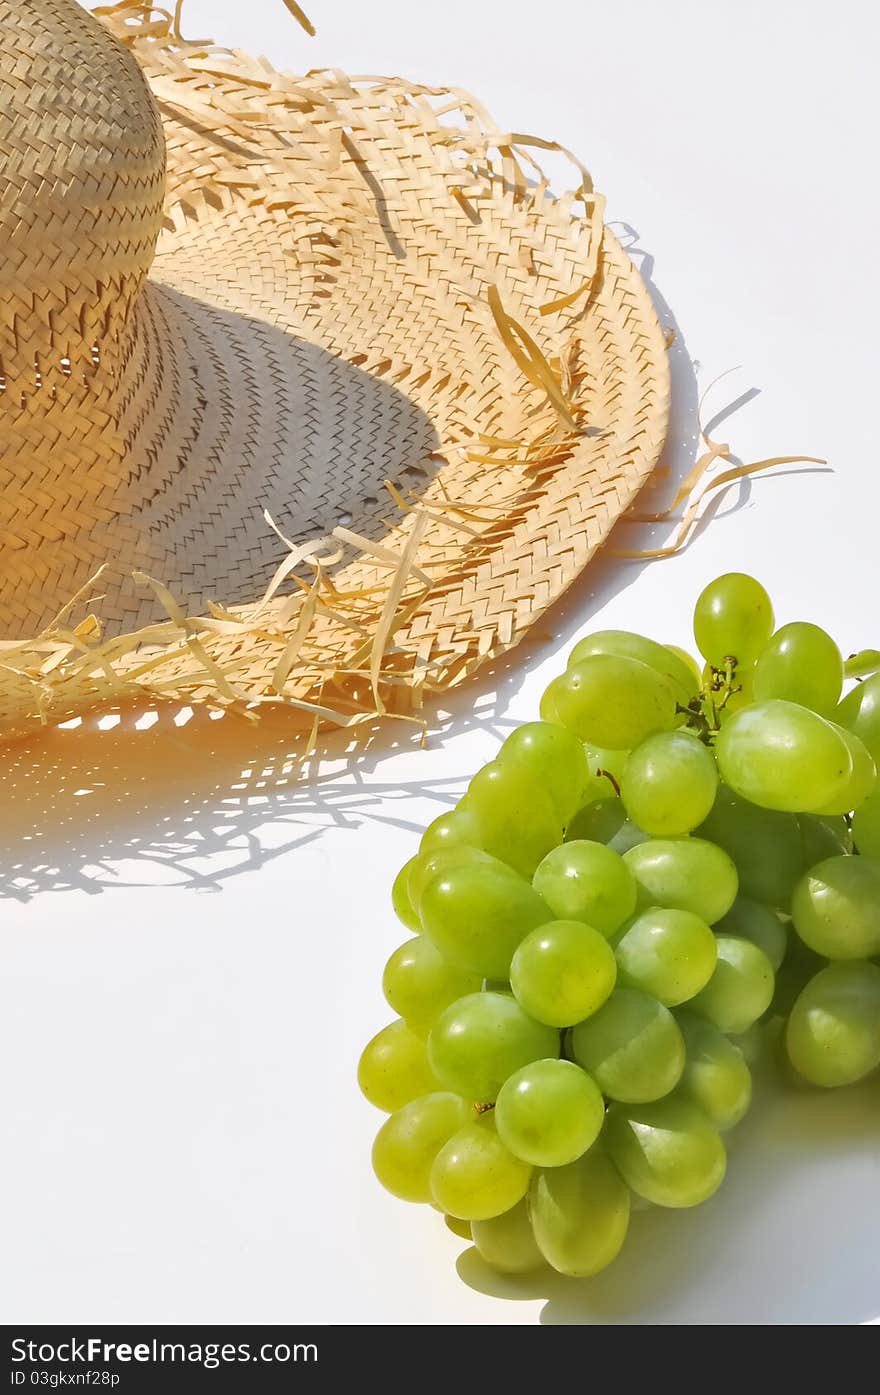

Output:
xmin=596 ymin=767 xmax=621 ymax=797
xmin=682 ymin=656 xmax=742 ymax=745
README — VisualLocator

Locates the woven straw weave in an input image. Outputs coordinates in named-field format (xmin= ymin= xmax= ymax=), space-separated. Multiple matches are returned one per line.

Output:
xmin=0 ymin=0 xmax=669 ymax=739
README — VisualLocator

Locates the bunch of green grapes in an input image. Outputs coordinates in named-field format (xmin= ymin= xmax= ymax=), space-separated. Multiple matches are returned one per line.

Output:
xmin=359 ymin=573 xmax=880 ymax=1281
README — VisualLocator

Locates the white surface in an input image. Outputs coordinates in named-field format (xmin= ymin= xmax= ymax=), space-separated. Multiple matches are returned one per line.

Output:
xmin=1 ymin=0 xmax=879 ymax=1325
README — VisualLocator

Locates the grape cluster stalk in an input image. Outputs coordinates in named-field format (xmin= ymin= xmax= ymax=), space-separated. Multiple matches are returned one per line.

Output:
xmin=359 ymin=574 xmax=880 ymax=1279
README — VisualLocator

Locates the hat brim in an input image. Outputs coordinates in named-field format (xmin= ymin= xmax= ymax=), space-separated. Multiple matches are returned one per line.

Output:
xmin=0 ymin=5 xmax=668 ymax=738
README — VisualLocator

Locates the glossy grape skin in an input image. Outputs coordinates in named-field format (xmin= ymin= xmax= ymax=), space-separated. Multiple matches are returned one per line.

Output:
xmin=532 ymin=840 xmax=637 ymax=937
xmin=714 ymin=896 xmax=788 ymax=972
xmin=382 ymin=938 xmax=481 ymax=1034
xmin=814 ymin=725 xmax=876 ymax=816
xmin=697 ymin=785 xmax=803 ymax=909
xmin=693 ymin=573 xmax=774 ymax=668
xmin=791 ymin=855 xmax=880 ymax=959
xmin=420 ymin=804 xmax=484 ymax=856
xmin=546 ymin=654 xmax=679 ymax=749
xmin=620 ymin=730 xmax=718 ymax=837
xmin=358 ymin=1019 xmax=440 ymax=1112
xmin=785 ymin=961 xmax=880 ymax=1087
xmin=690 ymin=936 xmax=775 ymax=1033
xmin=407 ymin=845 xmax=497 ymax=914
xmin=419 ymin=860 xmax=552 ymax=979
xmin=603 ymin=1096 xmax=727 ymax=1208
xmin=529 ymin=1147 xmax=630 ymax=1277
xmin=715 ymin=700 xmax=852 ymax=813
xmin=499 ymin=721 xmax=590 ymax=824
xmin=427 ymin=992 xmax=559 ymax=1104
xmin=471 ymin=1199 xmax=545 ymax=1274
xmin=752 ymin=622 xmax=844 ymax=716
xmin=392 ymin=856 xmax=422 ymax=931
xmin=835 ymin=672 xmax=880 ymax=765
xmin=430 ymin=1113 xmax=532 ymax=1220
xmin=676 ymin=1013 xmax=753 ymax=1130
xmin=372 ymin=1092 xmax=472 ymax=1201
xmin=568 ymin=630 xmax=699 ymax=707
xmin=495 ymin=1059 xmax=605 ymax=1167
xmin=623 ymin=837 xmax=738 ymax=924
xmin=510 ymin=920 xmax=617 ymax=1027
xmin=614 ymin=907 xmax=718 ymax=1006
xmin=852 ymin=788 xmax=880 ymax=858
xmin=466 ymin=760 xmax=563 ymax=877
xmin=570 ymin=989 xmax=685 ymax=1102
xmin=798 ymin=812 xmax=853 ymax=868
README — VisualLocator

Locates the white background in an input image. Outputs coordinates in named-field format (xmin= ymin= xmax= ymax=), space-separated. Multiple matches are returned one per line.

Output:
xmin=1 ymin=0 xmax=878 ymax=1325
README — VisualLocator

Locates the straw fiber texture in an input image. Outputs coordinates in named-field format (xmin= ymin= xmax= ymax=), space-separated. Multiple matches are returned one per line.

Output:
xmin=0 ymin=0 xmax=670 ymax=738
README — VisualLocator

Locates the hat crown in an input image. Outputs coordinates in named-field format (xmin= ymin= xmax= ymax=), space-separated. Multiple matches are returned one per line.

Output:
xmin=0 ymin=0 xmax=165 ymax=392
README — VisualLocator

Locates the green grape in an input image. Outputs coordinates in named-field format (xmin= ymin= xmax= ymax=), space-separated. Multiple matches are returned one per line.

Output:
xmin=372 ymin=1092 xmax=471 ymax=1201
xmin=566 ymin=797 xmax=647 ymax=854
xmin=676 ymin=1012 xmax=753 ymax=1130
xmin=813 ymin=725 xmax=876 ymax=816
xmin=620 ymin=730 xmax=718 ymax=837
xmin=752 ymin=622 xmax=844 ymax=716
xmin=383 ymin=938 xmax=481 ymax=1034
xmin=358 ymin=1019 xmax=440 ymax=1112
xmin=852 ymin=788 xmax=880 ymax=858
xmin=690 ymin=935 xmax=775 ymax=1033
xmin=471 ymin=1199 xmax=545 ymax=1274
xmin=798 ymin=812 xmax=853 ymax=868
xmin=407 ymin=845 xmax=497 ymax=914
xmin=697 ymin=785 xmax=803 ymax=908
xmin=428 ymin=992 xmax=559 ymax=1103
xmin=580 ymin=745 xmax=630 ymax=805
xmin=510 ymin=920 xmax=617 ymax=1027
xmin=623 ymin=837 xmax=738 ymax=924
xmin=785 ymin=961 xmax=880 ymax=1087
xmin=430 ymin=1112 xmax=532 ymax=1220
xmin=495 ymin=1059 xmax=605 ymax=1167
xmin=532 ymin=840 xmax=637 ymax=937
xmin=715 ymin=700 xmax=852 ymax=813
xmin=845 ymin=650 xmax=880 ymax=680
xmin=568 ymin=630 xmax=699 ymax=706
xmin=666 ymin=644 xmax=703 ymax=686
xmin=714 ymin=896 xmax=788 ymax=972
xmin=419 ymin=860 xmax=552 ymax=979
xmin=604 ymin=1096 xmax=727 ymax=1208
xmin=545 ymin=654 xmax=679 ymax=749
xmin=539 ymin=674 xmax=567 ymax=725
xmin=529 ymin=1146 xmax=630 ymax=1277
xmin=693 ymin=572 xmax=774 ymax=668
xmin=444 ymin=1214 xmax=472 ymax=1240
xmin=571 ymin=988 xmax=685 ymax=1102
xmin=835 ymin=672 xmax=880 ymax=765
xmin=466 ymin=759 xmax=563 ymax=877
xmin=499 ymin=721 xmax=590 ymax=824
xmin=791 ymin=854 xmax=880 ymax=959
xmin=420 ymin=804 xmax=484 ymax=855
xmin=392 ymin=856 xmax=422 ymax=931
xmin=614 ymin=907 xmax=718 ymax=1006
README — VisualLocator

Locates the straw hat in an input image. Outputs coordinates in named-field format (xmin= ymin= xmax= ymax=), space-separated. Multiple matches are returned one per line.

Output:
xmin=0 ymin=0 xmax=669 ymax=739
